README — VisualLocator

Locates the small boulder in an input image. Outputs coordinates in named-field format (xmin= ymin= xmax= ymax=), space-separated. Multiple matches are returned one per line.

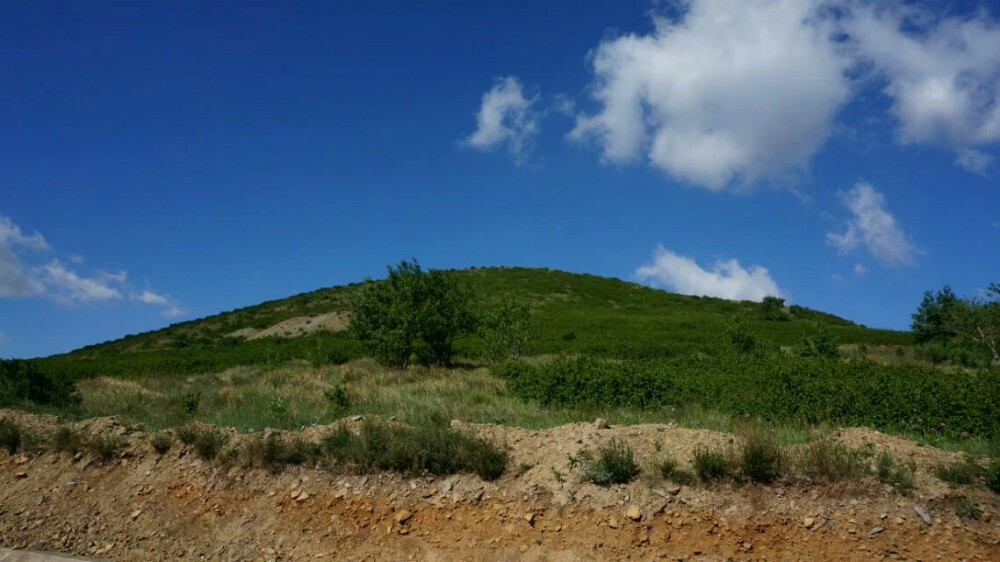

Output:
xmin=913 ymin=505 xmax=933 ymax=526
xmin=626 ymin=506 xmax=642 ymax=522
xmin=595 ymin=418 xmax=610 ymax=429
xmin=395 ymin=510 xmax=413 ymax=524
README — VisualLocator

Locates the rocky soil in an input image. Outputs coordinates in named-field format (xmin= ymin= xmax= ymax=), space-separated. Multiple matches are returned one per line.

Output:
xmin=1 ymin=409 xmax=998 ymax=561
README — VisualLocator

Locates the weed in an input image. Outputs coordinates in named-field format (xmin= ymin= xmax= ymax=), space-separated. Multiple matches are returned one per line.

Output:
xmin=324 ymin=385 xmax=351 ymax=414
xmin=955 ymin=496 xmax=982 ymax=520
xmin=795 ymin=440 xmax=865 ymax=481
xmin=86 ymin=435 xmax=125 ymax=462
xmin=178 ymin=391 xmax=201 ymax=416
xmin=267 ymin=396 xmax=289 ymax=423
xmin=934 ymin=458 xmax=980 ymax=486
xmin=738 ymin=427 xmax=783 ymax=484
xmin=551 ymin=468 xmax=564 ymax=483
xmin=515 ymin=462 xmax=533 ymax=477
xmin=985 ymin=461 xmax=1000 ymax=495
xmin=693 ymin=448 xmax=730 ymax=482
xmin=51 ymin=426 xmax=82 ymax=455
xmin=0 ymin=418 xmax=22 ymax=454
xmin=579 ymin=439 xmax=639 ymax=486
xmin=656 ymin=457 xmax=696 ymax=485
xmin=151 ymin=434 xmax=173 ymax=455
xmin=193 ymin=429 xmax=227 ymax=461
xmin=175 ymin=425 xmax=200 ymax=445
xmin=875 ymin=453 xmax=914 ymax=493
xmin=243 ymin=433 xmax=319 ymax=472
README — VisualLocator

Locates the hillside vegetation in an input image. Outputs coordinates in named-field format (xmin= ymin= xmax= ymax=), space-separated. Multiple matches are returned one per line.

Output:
xmin=35 ymin=267 xmax=910 ymax=378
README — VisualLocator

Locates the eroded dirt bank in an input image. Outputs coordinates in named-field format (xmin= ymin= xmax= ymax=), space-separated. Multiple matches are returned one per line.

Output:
xmin=1 ymin=410 xmax=997 ymax=561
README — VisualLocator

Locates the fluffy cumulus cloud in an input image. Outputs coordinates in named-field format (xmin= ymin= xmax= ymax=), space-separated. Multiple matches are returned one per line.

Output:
xmin=0 ymin=212 xmax=184 ymax=316
xmin=569 ymin=0 xmax=851 ymax=189
xmin=463 ymin=76 xmax=539 ymax=162
xmin=635 ymin=245 xmax=783 ymax=302
xmin=827 ymin=183 xmax=917 ymax=266
xmin=847 ymin=4 xmax=1000 ymax=161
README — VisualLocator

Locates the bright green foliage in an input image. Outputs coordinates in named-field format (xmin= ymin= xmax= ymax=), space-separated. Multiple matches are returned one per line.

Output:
xmin=579 ymin=439 xmax=640 ymax=485
xmin=760 ymin=296 xmax=790 ymax=321
xmin=496 ymin=355 xmax=1000 ymax=442
xmin=912 ymin=285 xmax=959 ymax=343
xmin=726 ymin=315 xmax=760 ymax=354
xmin=947 ymin=283 xmax=1000 ymax=365
xmin=0 ymin=418 xmax=22 ymax=454
xmin=350 ymin=260 xmax=474 ymax=367
xmin=477 ymin=299 xmax=535 ymax=364
xmin=0 ymin=359 xmax=79 ymax=407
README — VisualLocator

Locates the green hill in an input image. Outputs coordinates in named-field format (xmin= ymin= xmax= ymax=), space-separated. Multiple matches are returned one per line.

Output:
xmin=37 ymin=267 xmax=910 ymax=378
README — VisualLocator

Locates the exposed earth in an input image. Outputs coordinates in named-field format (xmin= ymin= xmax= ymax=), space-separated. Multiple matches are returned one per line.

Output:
xmin=1 ymin=409 xmax=997 ymax=561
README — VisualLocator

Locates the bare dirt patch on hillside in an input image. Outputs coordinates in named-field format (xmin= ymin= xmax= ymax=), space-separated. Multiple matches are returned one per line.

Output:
xmin=226 ymin=312 xmax=350 ymax=341
xmin=0 ymin=410 xmax=997 ymax=561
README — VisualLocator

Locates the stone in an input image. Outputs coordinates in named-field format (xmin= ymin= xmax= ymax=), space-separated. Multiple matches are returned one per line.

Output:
xmin=524 ymin=513 xmax=535 ymax=525
xmin=803 ymin=517 xmax=815 ymax=529
xmin=608 ymin=518 xmax=620 ymax=529
xmin=665 ymin=485 xmax=682 ymax=496
xmin=14 ymin=472 xmax=27 ymax=479
xmin=440 ymin=480 xmax=454 ymax=493
xmin=595 ymin=418 xmax=610 ymax=429
xmin=395 ymin=510 xmax=413 ymax=524
xmin=130 ymin=509 xmax=142 ymax=520
xmin=295 ymin=492 xmax=310 ymax=502
xmin=626 ymin=506 xmax=642 ymax=521
xmin=913 ymin=505 xmax=933 ymax=526
xmin=471 ymin=489 xmax=484 ymax=502
xmin=893 ymin=516 xmax=904 ymax=525
xmin=868 ymin=526 xmax=884 ymax=537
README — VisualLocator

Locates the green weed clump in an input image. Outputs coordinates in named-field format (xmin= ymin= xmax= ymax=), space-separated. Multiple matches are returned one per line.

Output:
xmin=578 ymin=439 xmax=639 ymax=486
xmin=985 ymin=461 xmax=1000 ymax=495
xmin=321 ymin=419 xmax=507 ymax=481
xmin=656 ymin=457 xmax=696 ymax=485
xmin=795 ymin=440 xmax=865 ymax=481
xmin=51 ymin=426 xmax=82 ymax=455
xmin=0 ymin=418 xmax=22 ymax=454
xmin=934 ymin=458 xmax=981 ymax=486
xmin=193 ymin=429 xmax=227 ymax=461
xmin=693 ymin=448 xmax=730 ymax=482
xmin=738 ymin=428 xmax=783 ymax=484
xmin=86 ymin=435 xmax=125 ymax=462
xmin=876 ymin=453 xmax=915 ymax=493
xmin=955 ymin=496 xmax=982 ymax=520
xmin=243 ymin=433 xmax=320 ymax=472
xmin=151 ymin=434 xmax=173 ymax=455
xmin=175 ymin=425 xmax=200 ymax=446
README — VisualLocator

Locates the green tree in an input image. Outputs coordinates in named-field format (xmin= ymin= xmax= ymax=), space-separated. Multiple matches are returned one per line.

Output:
xmin=349 ymin=259 xmax=473 ymax=368
xmin=798 ymin=323 xmax=839 ymax=359
xmin=947 ymin=283 xmax=1000 ymax=366
xmin=477 ymin=299 xmax=534 ymax=364
xmin=760 ymin=296 xmax=789 ymax=321
xmin=726 ymin=315 xmax=759 ymax=354
xmin=911 ymin=285 xmax=958 ymax=343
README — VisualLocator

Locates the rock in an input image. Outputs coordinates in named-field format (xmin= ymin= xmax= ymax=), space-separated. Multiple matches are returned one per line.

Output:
xmin=471 ymin=489 xmax=484 ymax=502
xmin=608 ymin=518 xmax=620 ymax=529
xmin=868 ymin=526 xmax=884 ymax=537
xmin=741 ymin=541 xmax=753 ymax=552
xmin=395 ymin=510 xmax=413 ymax=524
xmin=626 ymin=506 xmax=642 ymax=521
xmin=595 ymin=418 xmax=610 ymax=429
xmin=848 ymin=508 xmax=857 ymax=516
xmin=130 ymin=509 xmax=142 ymax=520
xmin=440 ymin=480 xmax=454 ymax=493
xmin=803 ymin=517 xmax=815 ymax=529
xmin=524 ymin=512 xmax=535 ymax=525
xmin=295 ymin=492 xmax=309 ymax=502
xmin=665 ymin=485 xmax=682 ymax=496
xmin=14 ymin=472 xmax=27 ymax=479
xmin=350 ymin=415 xmax=363 ymax=422
xmin=913 ymin=505 xmax=933 ymax=526
xmin=893 ymin=516 xmax=904 ymax=525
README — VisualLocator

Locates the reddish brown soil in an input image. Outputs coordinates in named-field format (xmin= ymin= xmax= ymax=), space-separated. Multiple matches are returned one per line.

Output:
xmin=1 ymin=410 xmax=997 ymax=561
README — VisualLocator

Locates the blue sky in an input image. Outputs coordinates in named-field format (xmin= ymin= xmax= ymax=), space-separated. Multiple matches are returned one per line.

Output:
xmin=2 ymin=0 xmax=998 ymax=358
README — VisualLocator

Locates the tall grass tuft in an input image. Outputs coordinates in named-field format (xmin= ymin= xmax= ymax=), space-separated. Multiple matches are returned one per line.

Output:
xmin=0 ymin=418 xmax=22 ymax=454
xmin=579 ymin=439 xmax=640 ymax=486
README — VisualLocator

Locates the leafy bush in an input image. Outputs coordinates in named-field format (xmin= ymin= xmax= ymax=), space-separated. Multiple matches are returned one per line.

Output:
xmin=579 ymin=439 xmax=639 ymax=486
xmin=955 ymin=496 xmax=982 ymax=520
xmin=693 ymin=448 xmax=730 ymax=482
xmin=151 ymin=434 xmax=173 ymax=455
xmin=738 ymin=428 xmax=783 ymax=484
xmin=175 ymin=425 xmax=200 ymax=445
xmin=0 ymin=418 xmax=22 ymax=454
xmin=324 ymin=385 xmax=351 ymax=414
xmin=244 ymin=433 xmax=319 ymax=472
xmin=760 ymin=296 xmax=790 ymax=321
xmin=51 ymin=426 xmax=82 ymax=455
xmin=985 ymin=460 xmax=1000 ymax=495
xmin=350 ymin=259 xmax=474 ymax=367
xmin=178 ymin=392 xmax=201 ymax=416
xmin=797 ymin=323 xmax=839 ymax=358
xmin=0 ymin=359 xmax=79 ymax=407
xmin=321 ymin=418 xmax=507 ymax=480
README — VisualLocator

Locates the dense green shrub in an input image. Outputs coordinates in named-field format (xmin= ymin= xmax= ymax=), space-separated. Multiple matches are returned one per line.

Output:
xmin=578 ymin=439 xmax=639 ymax=486
xmin=0 ymin=359 xmax=79 ymax=407
xmin=477 ymin=299 xmax=534 ymax=364
xmin=496 ymin=355 xmax=1000 ymax=443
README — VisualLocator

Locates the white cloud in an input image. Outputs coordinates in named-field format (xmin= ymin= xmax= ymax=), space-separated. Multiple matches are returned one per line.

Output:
xmin=569 ymin=0 xmax=851 ymax=190
xmin=39 ymin=260 xmax=123 ymax=303
xmin=0 ymin=215 xmax=48 ymax=297
xmin=955 ymin=148 xmax=993 ymax=174
xmin=132 ymin=289 xmax=186 ymax=318
xmin=854 ymin=263 xmax=867 ymax=276
xmin=635 ymin=244 xmax=783 ymax=302
xmin=69 ymin=254 xmax=84 ymax=264
xmin=827 ymin=182 xmax=917 ymax=266
xmin=846 ymin=5 xmax=1000 ymax=156
xmin=463 ymin=76 xmax=539 ymax=161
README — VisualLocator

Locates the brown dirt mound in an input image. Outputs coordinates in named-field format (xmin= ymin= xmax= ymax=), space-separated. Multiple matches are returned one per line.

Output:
xmin=1 ymin=410 xmax=997 ymax=561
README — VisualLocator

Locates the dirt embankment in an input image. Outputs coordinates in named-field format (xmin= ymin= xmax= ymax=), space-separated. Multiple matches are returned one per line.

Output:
xmin=0 ymin=410 xmax=998 ymax=561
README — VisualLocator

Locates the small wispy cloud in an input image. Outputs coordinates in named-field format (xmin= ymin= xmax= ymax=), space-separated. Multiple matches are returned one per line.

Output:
xmin=827 ymin=182 xmax=918 ymax=267
xmin=463 ymin=76 xmax=539 ymax=162
xmin=132 ymin=289 xmax=186 ymax=318
xmin=635 ymin=244 xmax=783 ymax=302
